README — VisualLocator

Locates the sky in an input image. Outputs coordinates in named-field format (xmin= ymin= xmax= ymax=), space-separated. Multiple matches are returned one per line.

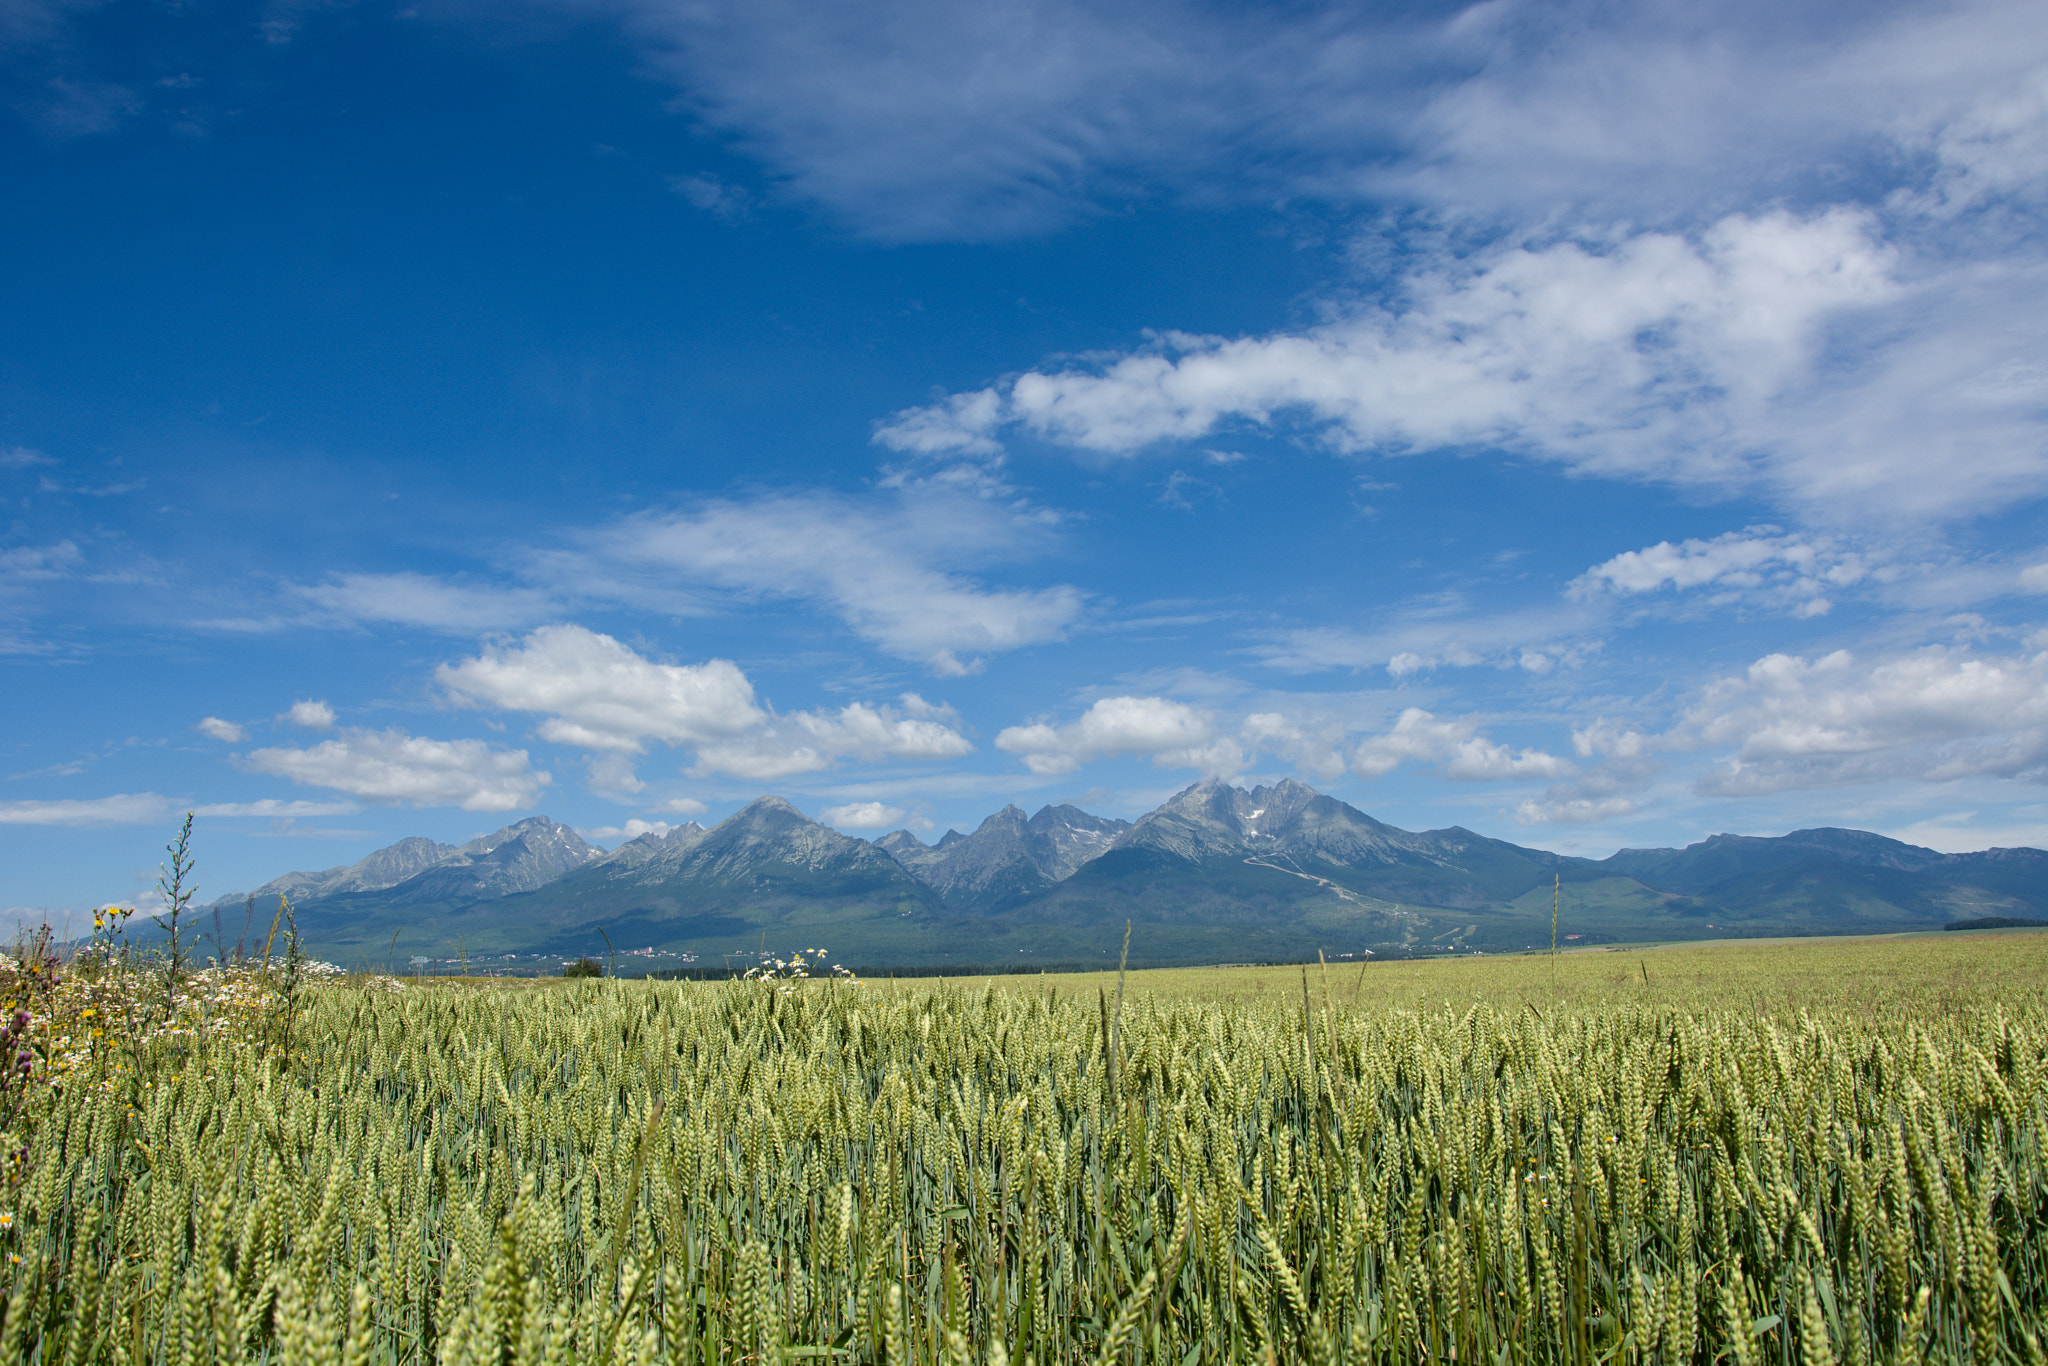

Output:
xmin=4 ymin=0 xmax=2047 ymax=917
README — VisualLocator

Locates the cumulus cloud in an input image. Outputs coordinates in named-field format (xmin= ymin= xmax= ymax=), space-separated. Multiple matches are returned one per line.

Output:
xmin=438 ymin=625 xmax=972 ymax=781
xmin=1675 ymin=646 xmax=2048 ymax=793
xmin=195 ymin=717 xmax=245 ymax=743
xmin=286 ymin=699 xmax=336 ymax=731
xmin=821 ymin=800 xmax=908 ymax=829
xmin=996 ymin=696 xmax=1236 ymax=776
xmin=439 ymin=625 xmax=765 ymax=753
xmin=1353 ymin=708 xmax=1572 ymax=781
xmin=242 ymin=728 xmax=549 ymax=811
xmin=1573 ymin=527 xmax=1869 ymax=618
xmin=877 ymin=210 xmax=1946 ymax=508
xmin=873 ymin=389 xmax=1005 ymax=457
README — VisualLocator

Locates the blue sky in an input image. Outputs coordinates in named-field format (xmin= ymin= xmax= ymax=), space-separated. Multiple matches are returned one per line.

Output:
xmin=5 ymin=0 xmax=2047 ymax=917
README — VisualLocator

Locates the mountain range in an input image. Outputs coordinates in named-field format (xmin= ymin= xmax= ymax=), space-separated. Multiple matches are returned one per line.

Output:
xmin=194 ymin=780 xmax=2048 ymax=970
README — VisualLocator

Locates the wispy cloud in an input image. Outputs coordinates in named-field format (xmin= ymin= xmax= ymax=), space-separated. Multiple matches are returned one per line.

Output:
xmin=572 ymin=0 xmax=1440 ymax=240
xmin=0 ymin=794 xmax=356 ymax=826
xmin=242 ymin=729 xmax=551 ymax=811
xmin=549 ymin=0 xmax=2048 ymax=243
xmin=1254 ymin=599 xmax=1604 ymax=678
xmin=0 ymin=793 xmax=177 ymax=827
xmin=277 ymin=486 xmax=1083 ymax=677
xmin=294 ymin=573 xmax=559 ymax=632
xmin=560 ymin=491 xmax=1082 ymax=675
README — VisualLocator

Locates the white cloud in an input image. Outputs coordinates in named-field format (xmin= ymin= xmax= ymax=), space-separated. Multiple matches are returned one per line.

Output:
xmin=655 ymin=796 xmax=709 ymax=815
xmin=438 ymin=626 xmax=972 ymax=781
xmin=583 ymin=818 xmax=681 ymax=841
xmin=1256 ymin=601 xmax=1602 ymax=677
xmin=1237 ymin=710 xmax=1351 ymax=783
xmin=572 ymin=493 xmax=1082 ymax=674
xmin=1511 ymin=720 xmax=1660 ymax=824
xmin=1882 ymin=813 xmax=2048 ymax=855
xmin=286 ymin=699 xmax=336 ymax=731
xmin=873 ymin=389 xmax=1005 ymax=456
xmin=821 ymin=801 xmax=908 ymax=830
xmin=0 ymin=794 xmax=358 ymax=827
xmin=2021 ymin=563 xmax=2048 ymax=593
xmin=586 ymin=753 xmax=646 ymax=798
xmin=691 ymin=701 xmax=974 ymax=781
xmin=668 ymin=172 xmax=753 ymax=220
xmin=996 ymin=696 xmax=1234 ymax=776
xmin=192 ymin=799 xmax=359 ymax=818
xmin=195 ymin=716 xmax=245 ymax=743
xmin=570 ymin=0 xmax=1403 ymax=241
xmin=1 ymin=447 xmax=55 ymax=469
xmin=242 ymin=728 xmax=550 ymax=812
xmin=438 ymin=625 xmax=765 ymax=753
xmin=1514 ymin=795 xmax=1638 ymax=825
xmin=880 ymin=210 xmax=1941 ymax=508
xmin=276 ymin=487 xmax=1083 ymax=677
xmin=1353 ymin=708 xmax=1572 ymax=782
xmin=1572 ymin=719 xmax=1651 ymax=762
xmin=1675 ymin=646 xmax=2048 ymax=794
xmin=0 ymin=793 xmax=174 ymax=826
xmin=1573 ymin=527 xmax=1868 ymax=617
xmin=295 ymin=572 xmax=556 ymax=632
xmin=553 ymin=0 xmax=2048 ymax=243
xmin=1388 ymin=0 xmax=2048 ymax=221
xmin=0 ymin=541 xmax=82 ymax=591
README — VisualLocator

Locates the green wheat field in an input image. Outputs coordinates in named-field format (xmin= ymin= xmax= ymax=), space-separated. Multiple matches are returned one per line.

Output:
xmin=3 ymin=928 xmax=2045 ymax=1364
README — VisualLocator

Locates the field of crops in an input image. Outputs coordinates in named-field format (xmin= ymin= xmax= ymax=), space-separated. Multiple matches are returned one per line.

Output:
xmin=3 ymin=933 xmax=2045 ymax=1364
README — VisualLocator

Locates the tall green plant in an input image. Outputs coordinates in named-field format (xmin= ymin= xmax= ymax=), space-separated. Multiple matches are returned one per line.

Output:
xmin=150 ymin=811 xmax=197 ymax=1019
